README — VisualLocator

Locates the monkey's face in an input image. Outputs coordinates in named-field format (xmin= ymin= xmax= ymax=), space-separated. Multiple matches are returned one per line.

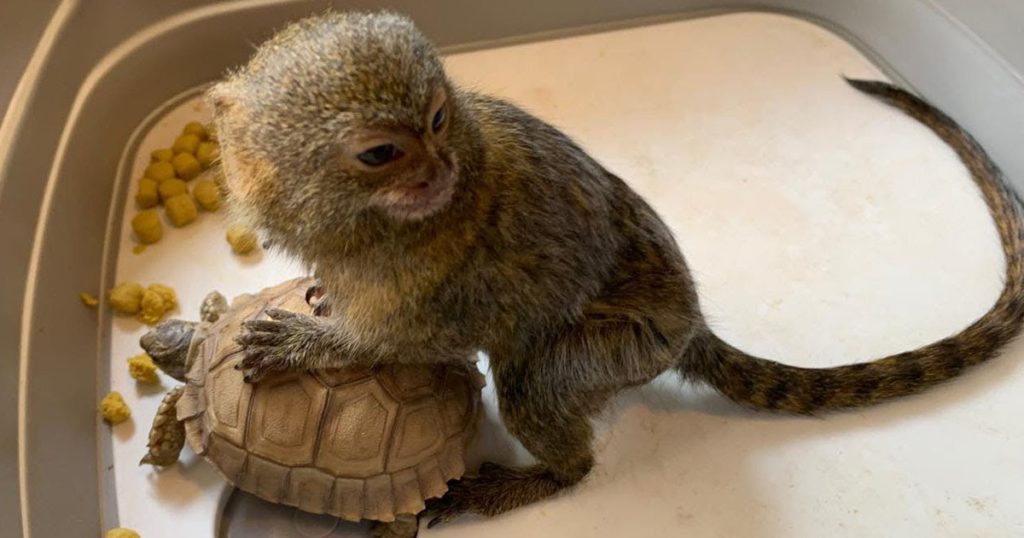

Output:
xmin=340 ymin=86 xmax=459 ymax=222
xmin=209 ymin=11 xmax=468 ymax=261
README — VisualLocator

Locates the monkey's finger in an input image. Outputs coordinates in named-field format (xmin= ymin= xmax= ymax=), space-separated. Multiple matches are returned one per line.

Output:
xmin=425 ymin=497 xmax=466 ymax=529
xmin=311 ymin=296 xmax=332 ymax=317
xmin=304 ymin=284 xmax=325 ymax=304
xmin=242 ymin=319 xmax=286 ymax=333
xmin=241 ymin=364 xmax=269 ymax=383
xmin=243 ymin=348 xmax=295 ymax=370
xmin=238 ymin=347 xmax=272 ymax=369
xmin=427 ymin=512 xmax=460 ymax=529
xmin=242 ymin=368 xmax=275 ymax=384
xmin=265 ymin=308 xmax=299 ymax=320
xmin=234 ymin=332 xmax=284 ymax=347
xmin=240 ymin=357 xmax=289 ymax=383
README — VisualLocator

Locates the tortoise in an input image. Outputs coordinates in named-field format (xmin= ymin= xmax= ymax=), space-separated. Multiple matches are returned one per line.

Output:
xmin=138 ymin=277 xmax=483 ymax=537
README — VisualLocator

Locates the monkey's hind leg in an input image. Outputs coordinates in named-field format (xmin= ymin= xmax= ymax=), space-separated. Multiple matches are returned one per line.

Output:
xmin=427 ymin=390 xmax=597 ymax=528
xmin=428 ymin=316 xmax=679 ymax=526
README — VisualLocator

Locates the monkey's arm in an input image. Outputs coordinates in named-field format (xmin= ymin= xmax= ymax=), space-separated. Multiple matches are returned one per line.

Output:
xmin=235 ymin=308 xmax=387 ymax=382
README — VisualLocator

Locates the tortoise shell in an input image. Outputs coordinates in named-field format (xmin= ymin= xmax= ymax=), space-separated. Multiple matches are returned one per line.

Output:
xmin=175 ymin=278 xmax=483 ymax=522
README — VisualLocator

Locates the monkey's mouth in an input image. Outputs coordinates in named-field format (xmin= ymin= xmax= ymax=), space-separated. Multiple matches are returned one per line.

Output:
xmin=378 ymin=175 xmax=457 ymax=220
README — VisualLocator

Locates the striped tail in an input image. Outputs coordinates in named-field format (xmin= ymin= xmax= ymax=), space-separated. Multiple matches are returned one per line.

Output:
xmin=680 ymin=79 xmax=1024 ymax=414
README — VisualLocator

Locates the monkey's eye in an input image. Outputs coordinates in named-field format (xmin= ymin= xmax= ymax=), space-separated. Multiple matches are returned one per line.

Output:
xmin=356 ymin=144 xmax=402 ymax=166
xmin=431 ymin=103 xmax=447 ymax=133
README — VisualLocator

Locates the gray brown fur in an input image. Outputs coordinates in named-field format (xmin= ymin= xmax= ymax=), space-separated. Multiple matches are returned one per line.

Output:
xmin=209 ymin=12 xmax=1024 ymax=527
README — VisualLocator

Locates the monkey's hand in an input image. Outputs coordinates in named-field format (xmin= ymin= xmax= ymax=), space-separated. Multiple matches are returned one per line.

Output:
xmin=235 ymin=308 xmax=345 ymax=383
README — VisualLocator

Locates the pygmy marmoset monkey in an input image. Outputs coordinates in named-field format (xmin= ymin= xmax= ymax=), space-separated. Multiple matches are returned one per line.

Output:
xmin=209 ymin=11 xmax=1024 ymax=530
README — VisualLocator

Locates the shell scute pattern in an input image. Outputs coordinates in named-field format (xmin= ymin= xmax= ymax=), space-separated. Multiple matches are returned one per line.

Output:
xmin=179 ymin=278 xmax=482 ymax=520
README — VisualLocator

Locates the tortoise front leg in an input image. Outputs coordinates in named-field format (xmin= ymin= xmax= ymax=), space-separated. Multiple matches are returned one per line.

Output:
xmin=140 ymin=387 xmax=186 ymax=466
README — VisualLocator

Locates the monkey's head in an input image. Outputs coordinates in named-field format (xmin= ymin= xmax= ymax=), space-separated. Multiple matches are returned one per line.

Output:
xmin=209 ymin=11 xmax=471 ymax=261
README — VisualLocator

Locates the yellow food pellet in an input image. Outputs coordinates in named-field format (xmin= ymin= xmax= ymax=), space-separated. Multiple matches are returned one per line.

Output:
xmin=127 ymin=353 xmax=160 ymax=383
xmin=108 ymin=282 xmax=144 ymax=314
xmin=165 ymin=193 xmax=198 ymax=227
xmin=100 ymin=392 xmax=131 ymax=424
xmin=106 ymin=528 xmax=140 ymax=538
xmin=143 ymin=161 xmax=175 ymax=182
xmin=133 ymin=244 xmax=147 ymax=255
xmin=135 ymin=178 xmax=159 ymax=209
xmin=158 ymin=178 xmax=188 ymax=202
xmin=226 ymin=226 xmax=258 ymax=255
xmin=132 ymin=284 xmax=177 ymax=325
xmin=171 ymin=133 xmax=200 ymax=155
xmin=147 ymin=283 xmax=178 ymax=311
xmin=172 ymin=152 xmax=202 ymax=180
xmin=130 ymin=211 xmax=163 ymax=245
xmin=137 ymin=290 xmax=169 ymax=325
xmin=150 ymin=148 xmax=174 ymax=162
xmin=182 ymin=121 xmax=208 ymax=140
xmin=195 ymin=141 xmax=219 ymax=168
xmin=80 ymin=292 xmax=99 ymax=307
xmin=192 ymin=180 xmax=221 ymax=211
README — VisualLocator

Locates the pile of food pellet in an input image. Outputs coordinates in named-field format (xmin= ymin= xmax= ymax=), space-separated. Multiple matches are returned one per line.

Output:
xmin=129 ymin=119 xmax=263 ymax=259
xmin=130 ymin=121 xmax=224 ymax=251
xmin=91 ymin=117 xmax=265 ymax=422
xmin=93 ymin=115 xmax=270 ymax=538
xmin=108 ymin=282 xmax=178 ymax=325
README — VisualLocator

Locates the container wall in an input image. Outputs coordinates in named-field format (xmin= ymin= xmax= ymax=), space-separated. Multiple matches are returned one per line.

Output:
xmin=1 ymin=1 xmax=1022 ymax=535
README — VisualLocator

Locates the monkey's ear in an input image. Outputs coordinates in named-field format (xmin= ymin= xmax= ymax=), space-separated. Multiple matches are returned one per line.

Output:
xmin=206 ymin=82 xmax=236 ymax=114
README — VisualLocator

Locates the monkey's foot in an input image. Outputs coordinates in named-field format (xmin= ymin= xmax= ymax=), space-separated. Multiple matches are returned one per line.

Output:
xmin=234 ymin=308 xmax=328 ymax=383
xmin=426 ymin=462 xmax=569 ymax=528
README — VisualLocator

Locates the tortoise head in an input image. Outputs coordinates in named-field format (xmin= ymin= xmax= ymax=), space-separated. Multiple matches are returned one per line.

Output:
xmin=139 ymin=319 xmax=197 ymax=383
